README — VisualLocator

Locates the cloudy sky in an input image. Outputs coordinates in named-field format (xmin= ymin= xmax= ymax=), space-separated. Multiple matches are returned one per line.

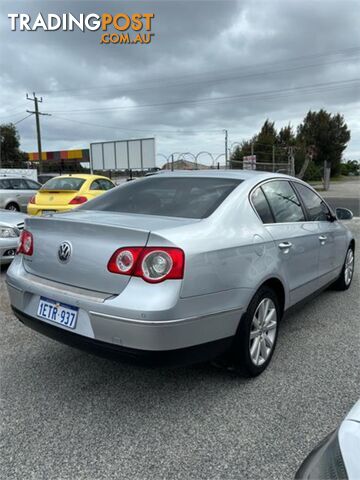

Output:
xmin=1 ymin=0 xmax=360 ymax=166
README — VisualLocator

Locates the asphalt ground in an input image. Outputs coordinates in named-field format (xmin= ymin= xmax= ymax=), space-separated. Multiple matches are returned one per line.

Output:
xmin=1 ymin=220 xmax=359 ymax=480
xmin=326 ymin=197 xmax=360 ymax=216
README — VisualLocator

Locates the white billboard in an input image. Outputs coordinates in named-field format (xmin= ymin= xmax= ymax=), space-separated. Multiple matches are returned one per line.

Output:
xmin=90 ymin=138 xmax=156 ymax=171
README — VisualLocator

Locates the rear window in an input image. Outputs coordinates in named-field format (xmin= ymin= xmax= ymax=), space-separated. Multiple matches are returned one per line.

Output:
xmin=81 ymin=176 xmax=242 ymax=219
xmin=41 ymin=177 xmax=85 ymax=191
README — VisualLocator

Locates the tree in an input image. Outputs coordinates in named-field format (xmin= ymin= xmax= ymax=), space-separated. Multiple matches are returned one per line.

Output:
xmin=340 ymin=159 xmax=360 ymax=176
xmin=297 ymin=110 xmax=350 ymax=176
xmin=0 ymin=123 xmax=27 ymax=168
xmin=230 ymin=139 xmax=254 ymax=168
xmin=230 ymin=110 xmax=350 ymax=178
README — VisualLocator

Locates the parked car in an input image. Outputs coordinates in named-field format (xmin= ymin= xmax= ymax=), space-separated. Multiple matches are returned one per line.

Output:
xmin=0 ymin=176 xmax=41 ymax=212
xmin=37 ymin=173 xmax=60 ymax=185
xmin=27 ymin=174 xmax=115 ymax=215
xmin=296 ymin=400 xmax=360 ymax=479
xmin=0 ymin=209 xmax=26 ymax=265
xmin=6 ymin=171 xmax=355 ymax=375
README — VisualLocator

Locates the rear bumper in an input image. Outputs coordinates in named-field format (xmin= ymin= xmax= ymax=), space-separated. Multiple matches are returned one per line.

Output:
xmin=6 ymin=256 xmax=244 ymax=357
xmin=27 ymin=204 xmax=75 ymax=215
xmin=12 ymin=307 xmax=233 ymax=367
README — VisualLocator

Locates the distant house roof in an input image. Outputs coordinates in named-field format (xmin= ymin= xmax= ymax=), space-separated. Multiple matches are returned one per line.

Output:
xmin=162 ymin=159 xmax=209 ymax=170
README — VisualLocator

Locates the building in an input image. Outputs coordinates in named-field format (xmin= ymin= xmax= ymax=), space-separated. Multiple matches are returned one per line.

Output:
xmin=162 ymin=159 xmax=209 ymax=170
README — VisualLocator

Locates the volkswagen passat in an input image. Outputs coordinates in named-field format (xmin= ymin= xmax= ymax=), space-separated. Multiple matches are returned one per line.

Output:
xmin=6 ymin=171 xmax=355 ymax=376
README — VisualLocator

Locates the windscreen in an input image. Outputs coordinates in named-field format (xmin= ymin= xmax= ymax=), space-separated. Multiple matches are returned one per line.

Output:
xmin=41 ymin=177 xmax=86 ymax=191
xmin=81 ymin=176 xmax=241 ymax=219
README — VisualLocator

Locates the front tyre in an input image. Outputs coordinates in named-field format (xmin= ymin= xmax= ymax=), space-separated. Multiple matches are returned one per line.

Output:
xmin=231 ymin=286 xmax=280 ymax=377
xmin=332 ymin=246 xmax=355 ymax=291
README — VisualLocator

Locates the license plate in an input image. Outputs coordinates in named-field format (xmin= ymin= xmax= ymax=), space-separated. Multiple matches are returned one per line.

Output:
xmin=37 ymin=297 xmax=78 ymax=329
xmin=41 ymin=210 xmax=55 ymax=215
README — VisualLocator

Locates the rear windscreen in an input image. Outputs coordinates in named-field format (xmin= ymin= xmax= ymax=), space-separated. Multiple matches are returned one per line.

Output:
xmin=81 ymin=176 xmax=241 ymax=219
xmin=41 ymin=177 xmax=86 ymax=191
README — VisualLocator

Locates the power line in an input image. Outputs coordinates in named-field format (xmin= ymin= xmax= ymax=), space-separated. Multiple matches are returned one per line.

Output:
xmin=0 ymin=110 xmax=27 ymax=121
xmin=14 ymin=113 xmax=33 ymax=125
xmin=38 ymin=45 xmax=360 ymax=96
xmin=48 ymin=78 xmax=360 ymax=114
xmin=37 ymin=55 xmax=360 ymax=101
xmin=50 ymin=115 xmax=223 ymax=135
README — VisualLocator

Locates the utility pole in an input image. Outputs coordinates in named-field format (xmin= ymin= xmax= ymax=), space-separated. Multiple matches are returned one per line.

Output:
xmin=26 ymin=93 xmax=51 ymax=174
xmin=288 ymin=146 xmax=295 ymax=176
xmin=272 ymin=145 xmax=276 ymax=172
xmin=0 ymin=135 xmax=3 ymax=170
xmin=224 ymin=129 xmax=228 ymax=169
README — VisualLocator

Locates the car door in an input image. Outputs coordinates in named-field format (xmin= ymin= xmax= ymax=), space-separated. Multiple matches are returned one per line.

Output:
xmin=259 ymin=180 xmax=321 ymax=306
xmin=292 ymin=182 xmax=346 ymax=287
xmin=25 ymin=179 xmax=41 ymax=200
xmin=0 ymin=178 xmax=13 ymax=209
xmin=8 ymin=178 xmax=32 ymax=211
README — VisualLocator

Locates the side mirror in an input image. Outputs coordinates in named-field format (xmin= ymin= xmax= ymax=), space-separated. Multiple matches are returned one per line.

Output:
xmin=336 ymin=207 xmax=353 ymax=220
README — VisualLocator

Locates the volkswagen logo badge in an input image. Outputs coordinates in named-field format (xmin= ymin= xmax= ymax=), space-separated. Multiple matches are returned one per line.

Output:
xmin=58 ymin=241 xmax=72 ymax=263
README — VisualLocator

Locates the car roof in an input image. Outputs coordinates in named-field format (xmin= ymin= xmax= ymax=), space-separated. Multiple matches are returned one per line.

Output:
xmin=0 ymin=175 xmax=34 ymax=179
xmin=46 ymin=174 xmax=112 ymax=180
xmin=150 ymin=169 xmax=295 ymax=182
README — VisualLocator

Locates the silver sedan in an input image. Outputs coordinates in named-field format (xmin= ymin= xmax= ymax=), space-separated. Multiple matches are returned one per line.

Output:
xmin=0 ymin=210 xmax=26 ymax=265
xmin=6 ymin=171 xmax=355 ymax=376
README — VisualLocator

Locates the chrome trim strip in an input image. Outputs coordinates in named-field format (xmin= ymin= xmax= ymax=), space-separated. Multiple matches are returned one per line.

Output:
xmin=13 ymin=271 xmax=113 ymax=303
xmin=89 ymin=306 xmax=242 ymax=325
xmin=5 ymin=280 xmax=24 ymax=293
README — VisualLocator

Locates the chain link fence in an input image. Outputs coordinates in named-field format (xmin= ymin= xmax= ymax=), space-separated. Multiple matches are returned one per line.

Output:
xmin=229 ymin=159 xmax=294 ymax=175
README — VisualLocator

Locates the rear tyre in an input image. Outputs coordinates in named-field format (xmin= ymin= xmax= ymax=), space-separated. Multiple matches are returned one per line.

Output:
xmin=332 ymin=246 xmax=355 ymax=291
xmin=5 ymin=202 xmax=20 ymax=212
xmin=230 ymin=286 xmax=280 ymax=377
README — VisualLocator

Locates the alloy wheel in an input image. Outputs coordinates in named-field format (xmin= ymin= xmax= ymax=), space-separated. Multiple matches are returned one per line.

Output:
xmin=344 ymin=249 xmax=354 ymax=286
xmin=7 ymin=205 xmax=18 ymax=211
xmin=249 ymin=298 xmax=277 ymax=366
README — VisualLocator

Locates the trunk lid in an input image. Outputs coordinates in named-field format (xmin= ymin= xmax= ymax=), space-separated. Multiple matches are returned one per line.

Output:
xmin=23 ymin=211 xmax=198 ymax=294
xmin=35 ymin=190 xmax=78 ymax=207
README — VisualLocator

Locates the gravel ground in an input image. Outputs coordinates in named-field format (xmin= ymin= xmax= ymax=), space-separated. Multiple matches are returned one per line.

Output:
xmin=1 ymin=220 xmax=359 ymax=480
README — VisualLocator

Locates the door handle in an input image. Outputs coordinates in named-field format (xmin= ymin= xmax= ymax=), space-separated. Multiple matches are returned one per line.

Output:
xmin=278 ymin=242 xmax=292 ymax=253
xmin=318 ymin=235 xmax=327 ymax=244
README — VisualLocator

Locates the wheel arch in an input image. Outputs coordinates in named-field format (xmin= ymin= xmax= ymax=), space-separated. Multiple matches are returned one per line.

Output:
xmin=5 ymin=201 xmax=20 ymax=211
xmin=259 ymin=277 xmax=286 ymax=317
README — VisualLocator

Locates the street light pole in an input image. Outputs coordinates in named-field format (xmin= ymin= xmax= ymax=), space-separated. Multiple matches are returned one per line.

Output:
xmin=224 ymin=129 xmax=228 ymax=169
xmin=0 ymin=135 xmax=3 ymax=171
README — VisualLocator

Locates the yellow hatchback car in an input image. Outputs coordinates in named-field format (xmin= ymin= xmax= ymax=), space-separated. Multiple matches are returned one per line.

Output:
xmin=28 ymin=174 xmax=115 ymax=215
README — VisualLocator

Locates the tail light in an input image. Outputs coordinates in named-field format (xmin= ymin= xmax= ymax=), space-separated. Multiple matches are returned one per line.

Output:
xmin=17 ymin=230 xmax=34 ymax=256
xmin=108 ymin=247 xmax=184 ymax=283
xmin=29 ymin=195 xmax=36 ymax=204
xmin=69 ymin=196 xmax=87 ymax=205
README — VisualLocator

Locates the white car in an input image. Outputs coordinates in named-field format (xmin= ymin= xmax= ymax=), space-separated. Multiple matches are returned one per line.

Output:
xmin=296 ymin=400 xmax=360 ymax=479
xmin=0 ymin=210 xmax=26 ymax=265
